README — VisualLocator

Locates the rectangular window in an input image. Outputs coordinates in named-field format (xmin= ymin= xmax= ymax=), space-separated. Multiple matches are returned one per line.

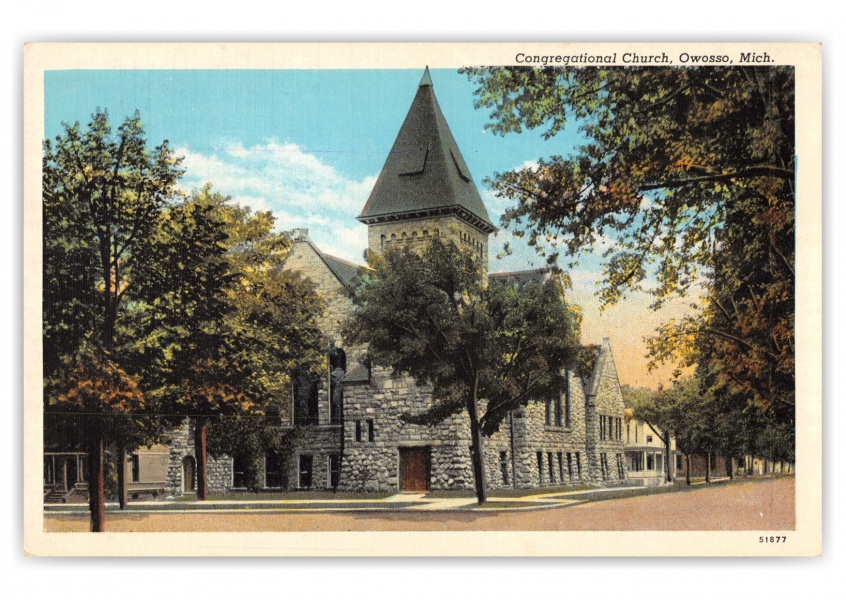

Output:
xmin=566 ymin=452 xmax=573 ymax=482
xmin=576 ymin=452 xmax=582 ymax=479
xmin=233 ymin=455 xmax=248 ymax=489
xmin=499 ymin=451 xmax=509 ymax=486
xmin=537 ymin=451 xmax=544 ymax=484
xmin=355 ymin=420 xmax=362 ymax=442
xmin=329 ymin=349 xmax=346 ymax=425
xmin=293 ymin=369 xmax=319 ymax=426
xmin=601 ymin=453 xmax=609 ymax=479
xmin=646 ymin=434 xmax=653 ymax=443
xmin=557 ymin=452 xmax=564 ymax=483
xmin=547 ymin=452 xmax=555 ymax=484
xmin=130 ymin=454 xmax=140 ymax=483
xmin=647 ymin=453 xmax=655 ymax=470
xmin=367 ymin=419 xmax=375 ymax=442
xmin=329 ymin=454 xmax=341 ymax=489
xmin=599 ymin=415 xmax=604 ymax=440
xmin=44 ymin=457 xmax=56 ymax=485
xmin=554 ymin=395 xmax=563 ymax=427
xmin=628 ymin=452 xmax=644 ymax=472
xmin=265 ymin=451 xmax=284 ymax=488
xmin=545 ymin=398 xmax=554 ymax=426
xmin=617 ymin=454 xmax=625 ymax=479
xmin=329 ymin=378 xmax=343 ymax=425
xmin=264 ymin=451 xmax=283 ymax=488
xmin=298 ymin=455 xmax=313 ymax=489
xmin=564 ymin=375 xmax=571 ymax=428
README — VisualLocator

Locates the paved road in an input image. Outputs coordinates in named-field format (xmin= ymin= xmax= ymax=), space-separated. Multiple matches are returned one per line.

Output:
xmin=44 ymin=476 xmax=794 ymax=532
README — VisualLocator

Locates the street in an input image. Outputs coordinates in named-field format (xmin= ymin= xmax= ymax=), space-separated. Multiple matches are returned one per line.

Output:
xmin=44 ymin=476 xmax=794 ymax=532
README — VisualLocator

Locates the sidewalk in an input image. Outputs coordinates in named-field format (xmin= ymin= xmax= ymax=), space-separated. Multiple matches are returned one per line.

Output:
xmin=44 ymin=475 xmax=771 ymax=514
xmin=42 ymin=484 xmax=655 ymax=514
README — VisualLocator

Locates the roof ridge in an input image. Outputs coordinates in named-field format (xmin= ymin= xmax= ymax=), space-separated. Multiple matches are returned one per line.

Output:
xmin=321 ymin=252 xmax=362 ymax=270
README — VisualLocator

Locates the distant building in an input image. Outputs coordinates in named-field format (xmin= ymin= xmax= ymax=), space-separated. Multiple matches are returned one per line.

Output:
xmin=623 ymin=412 xmax=677 ymax=486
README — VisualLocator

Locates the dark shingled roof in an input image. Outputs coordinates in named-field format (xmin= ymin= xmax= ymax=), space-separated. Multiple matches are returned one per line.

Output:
xmin=321 ymin=253 xmax=361 ymax=288
xmin=488 ymin=267 xmax=555 ymax=286
xmin=357 ymin=68 xmax=495 ymax=233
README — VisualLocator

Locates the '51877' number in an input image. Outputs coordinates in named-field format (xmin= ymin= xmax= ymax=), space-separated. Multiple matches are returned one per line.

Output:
xmin=759 ymin=536 xmax=787 ymax=543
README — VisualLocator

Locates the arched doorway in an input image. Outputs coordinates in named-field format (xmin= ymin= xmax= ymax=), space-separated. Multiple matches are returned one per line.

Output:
xmin=182 ymin=456 xmax=196 ymax=494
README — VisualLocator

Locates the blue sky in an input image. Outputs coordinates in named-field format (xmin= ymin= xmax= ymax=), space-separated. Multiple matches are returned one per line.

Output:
xmin=45 ymin=68 xmax=588 ymax=270
xmin=44 ymin=68 xmax=691 ymax=388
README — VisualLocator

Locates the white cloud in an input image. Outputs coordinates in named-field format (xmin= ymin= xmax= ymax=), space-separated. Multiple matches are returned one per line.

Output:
xmin=175 ymin=140 xmax=376 ymax=264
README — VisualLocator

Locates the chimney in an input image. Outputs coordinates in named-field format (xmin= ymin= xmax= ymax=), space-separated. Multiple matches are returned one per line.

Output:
xmin=290 ymin=228 xmax=309 ymax=242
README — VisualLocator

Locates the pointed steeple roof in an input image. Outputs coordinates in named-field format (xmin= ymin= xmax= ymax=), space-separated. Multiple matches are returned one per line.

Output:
xmin=357 ymin=68 xmax=495 ymax=233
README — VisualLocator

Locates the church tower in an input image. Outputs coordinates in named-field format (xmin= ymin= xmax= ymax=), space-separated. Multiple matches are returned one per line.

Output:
xmin=357 ymin=68 xmax=496 ymax=268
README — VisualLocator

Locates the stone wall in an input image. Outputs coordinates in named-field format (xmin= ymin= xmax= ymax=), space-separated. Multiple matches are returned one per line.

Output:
xmin=584 ymin=339 xmax=629 ymax=486
xmin=340 ymin=367 xmax=475 ymax=492
xmin=165 ymin=420 xmax=233 ymax=496
xmin=281 ymin=426 xmax=343 ymax=490
xmin=285 ymin=237 xmax=370 ymax=425
xmin=367 ymin=214 xmax=489 ymax=269
xmin=485 ymin=370 xmax=590 ymax=489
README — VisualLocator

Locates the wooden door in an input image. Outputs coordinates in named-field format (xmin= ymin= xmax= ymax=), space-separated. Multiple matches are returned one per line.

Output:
xmin=399 ymin=447 xmax=430 ymax=492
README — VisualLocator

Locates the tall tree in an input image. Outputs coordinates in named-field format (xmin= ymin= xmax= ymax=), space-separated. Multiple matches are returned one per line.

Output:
xmin=345 ymin=240 xmax=580 ymax=503
xmin=128 ymin=187 xmax=325 ymax=499
xmin=43 ymin=109 xmax=183 ymax=530
xmin=462 ymin=66 xmax=794 ymax=430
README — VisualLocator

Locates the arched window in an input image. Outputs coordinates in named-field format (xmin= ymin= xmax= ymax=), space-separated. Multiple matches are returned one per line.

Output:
xmin=329 ymin=347 xmax=347 ymax=425
xmin=293 ymin=368 xmax=319 ymax=426
xmin=182 ymin=456 xmax=196 ymax=493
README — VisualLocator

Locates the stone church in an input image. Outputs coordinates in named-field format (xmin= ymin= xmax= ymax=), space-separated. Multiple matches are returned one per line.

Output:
xmin=163 ymin=68 xmax=628 ymax=495
xmin=43 ymin=69 xmax=628 ymax=499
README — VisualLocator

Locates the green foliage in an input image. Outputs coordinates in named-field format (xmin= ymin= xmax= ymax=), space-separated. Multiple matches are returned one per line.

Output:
xmin=43 ymin=109 xmax=184 ymax=452
xmin=126 ymin=185 xmax=325 ymax=469
xmin=43 ymin=110 xmax=326 ymax=502
xmin=345 ymin=239 xmax=580 ymax=436
xmin=462 ymin=66 xmax=794 ymax=429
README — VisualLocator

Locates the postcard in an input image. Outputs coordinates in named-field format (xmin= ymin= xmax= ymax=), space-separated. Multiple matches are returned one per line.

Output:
xmin=23 ymin=42 xmax=821 ymax=556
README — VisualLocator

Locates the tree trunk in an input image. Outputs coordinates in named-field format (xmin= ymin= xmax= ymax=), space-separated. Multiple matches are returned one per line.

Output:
xmin=117 ymin=445 xmax=128 ymax=510
xmin=705 ymin=452 xmax=711 ymax=484
xmin=86 ymin=434 xmax=106 ymax=532
xmin=685 ymin=454 xmax=691 ymax=486
xmin=664 ymin=434 xmax=672 ymax=484
xmin=194 ymin=417 xmax=209 ymax=501
xmin=466 ymin=385 xmax=487 ymax=504
xmin=726 ymin=456 xmax=734 ymax=481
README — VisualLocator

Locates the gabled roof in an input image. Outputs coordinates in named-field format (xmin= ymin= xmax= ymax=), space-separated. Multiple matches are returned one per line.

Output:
xmin=357 ymin=67 xmax=495 ymax=233
xmin=284 ymin=229 xmax=364 ymax=288
xmin=581 ymin=338 xmax=619 ymax=398
xmin=321 ymin=253 xmax=361 ymax=288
